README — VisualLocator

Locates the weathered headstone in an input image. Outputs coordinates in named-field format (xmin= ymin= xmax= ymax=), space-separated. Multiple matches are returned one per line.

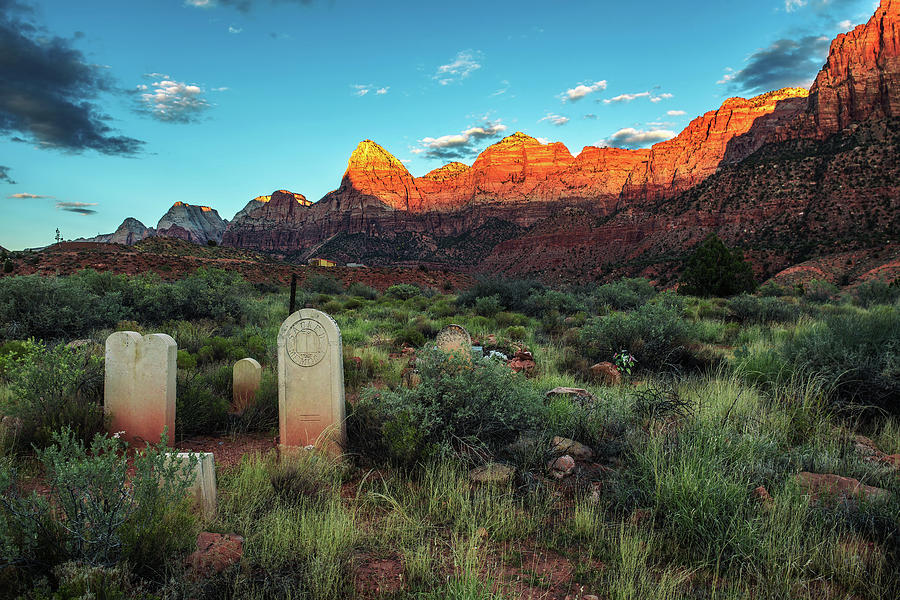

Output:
xmin=277 ymin=309 xmax=345 ymax=452
xmin=232 ymin=358 xmax=262 ymax=414
xmin=105 ymin=331 xmax=176 ymax=446
xmin=435 ymin=324 xmax=472 ymax=360
xmin=166 ymin=452 xmax=217 ymax=520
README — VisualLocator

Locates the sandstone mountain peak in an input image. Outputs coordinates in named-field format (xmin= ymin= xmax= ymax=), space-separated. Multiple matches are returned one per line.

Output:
xmin=157 ymin=202 xmax=227 ymax=245
xmin=348 ymin=139 xmax=406 ymax=171
xmin=423 ymin=162 xmax=471 ymax=181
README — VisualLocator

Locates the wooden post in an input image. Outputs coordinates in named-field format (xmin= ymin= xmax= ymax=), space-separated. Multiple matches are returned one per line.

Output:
xmin=289 ymin=273 xmax=298 ymax=315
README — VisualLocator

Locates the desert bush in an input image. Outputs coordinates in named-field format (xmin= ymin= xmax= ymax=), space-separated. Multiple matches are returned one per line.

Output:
xmin=726 ymin=294 xmax=801 ymax=325
xmin=506 ymin=325 xmax=527 ymax=341
xmin=474 ymin=294 xmax=502 ymax=317
xmin=176 ymin=364 xmax=232 ymax=437
xmin=523 ymin=289 xmax=584 ymax=316
xmin=579 ymin=302 xmax=699 ymax=370
xmin=593 ymin=278 xmax=657 ymax=310
xmin=386 ymin=283 xmax=421 ymax=300
xmin=347 ymin=282 xmax=378 ymax=299
xmin=758 ymin=280 xmax=789 ymax=297
xmin=394 ymin=327 xmax=426 ymax=348
xmin=351 ymin=349 xmax=544 ymax=466
xmin=457 ymin=277 xmax=545 ymax=314
xmin=0 ymin=340 xmax=105 ymax=449
xmin=0 ymin=429 xmax=197 ymax=577
xmin=303 ymin=273 xmax=344 ymax=295
xmin=802 ymin=279 xmax=839 ymax=304
xmin=782 ymin=306 xmax=900 ymax=414
xmin=854 ymin=279 xmax=900 ymax=308
xmin=678 ymin=234 xmax=757 ymax=297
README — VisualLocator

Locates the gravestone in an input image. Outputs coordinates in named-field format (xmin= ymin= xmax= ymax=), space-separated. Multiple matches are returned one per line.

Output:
xmin=166 ymin=452 xmax=217 ymax=520
xmin=105 ymin=331 xmax=176 ymax=446
xmin=277 ymin=309 xmax=345 ymax=452
xmin=232 ymin=358 xmax=262 ymax=414
xmin=435 ymin=324 xmax=472 ymax=360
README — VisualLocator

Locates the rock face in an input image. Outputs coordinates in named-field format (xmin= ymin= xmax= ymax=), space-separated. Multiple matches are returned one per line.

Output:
xmin=222 ymin=190 xmax=312 ymax=251
xmin=80 ymin=217 xmax=155 ymax=245
xmin=157 ymin=202 xmax=227 ymax=245
xmin=231 ymin=190 xmax=311 ymax=223
xmin=805 ymin=0 xmax=900 ymax=136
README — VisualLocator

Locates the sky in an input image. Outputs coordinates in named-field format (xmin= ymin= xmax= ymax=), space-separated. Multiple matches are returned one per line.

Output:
xmin=0 ymin=0 xmax=880 ymax=249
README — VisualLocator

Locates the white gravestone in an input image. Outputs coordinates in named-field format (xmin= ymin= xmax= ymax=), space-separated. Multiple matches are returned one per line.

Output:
xmin=166 ymin=452 xmax=217 ymax=521
xmin=277 ymin=309 xmax=346 ymax=453
xmin=105 ymin=331 xmax=176 ymax=446
xmin=232 ymin=357 xmax=262 ymax=414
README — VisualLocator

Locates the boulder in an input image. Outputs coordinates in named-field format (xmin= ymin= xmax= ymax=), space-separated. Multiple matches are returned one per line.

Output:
xmin=545 ymin=387 xmax=597 ymax=406
xmin=590 ymin=362 xmax=621 ymax=386
xmin=469 ymin=463 xmax=515 ymax=484
xmin=550 ymin=436 xmax=594 ymax=461
xmin=795 ymin=472 xmax=889 ymax=504
xmin=508 ymin=350 xmax=536 ymax=374
xmin=548 ymin=455 xmax=576 ymax=479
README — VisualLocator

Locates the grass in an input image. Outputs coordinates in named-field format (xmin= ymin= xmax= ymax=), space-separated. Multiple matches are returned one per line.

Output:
xmin=0 ymin=273 xmax=898 ymax=598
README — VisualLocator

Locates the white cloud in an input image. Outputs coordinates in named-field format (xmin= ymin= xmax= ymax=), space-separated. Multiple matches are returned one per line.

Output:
xmin=185 ymin=0 xmax=214 ymax=7
xmin=434 ymin=50 xmax=483 ymax=85
xmin=562 ymin=80 xmax=607 ymax=102
xmin=649 ymin=92 xmax=673 ymax=103
xmin=667 ymin=110 xmax=687 ymax=116
xmin=601 ymin=127 xmax=675 ymax=149
xmin=603 ymin=91 xmax=650 ymax=104
xmin=717 ymin=67 xmax=736 ymax=85
xmin=416 ymin=120 xmax=507 ymax=159
xmin=785 ymin=0 xmax=806 ymax=11
xmin=7 ymin=193 xmax=54 ymax=199
xmin=228 ymin=26 xmax=242 ymax=34
xmin=211 ymin=86 xmax=229 ymax=92
xmin=352 ymin=84 xmax=389 ymax=97
xmin=137 ymin=75 xmax=211 ymax=123
xmin=539 ymin=113 xmax=570 ymax=126
xmin=491 ymin=80 xmax=510 ymax=96
xmin=838 ymin=19 xmax=853 ymax=29
xmin=536 ymin=137 xmax=551 ymax=144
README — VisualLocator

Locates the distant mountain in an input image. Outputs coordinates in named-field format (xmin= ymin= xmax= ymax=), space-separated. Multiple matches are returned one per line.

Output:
xmin=83 ymin=0 xmax=900 ymax=284
xmin=156 ymin=202 xmax=227 ymax=245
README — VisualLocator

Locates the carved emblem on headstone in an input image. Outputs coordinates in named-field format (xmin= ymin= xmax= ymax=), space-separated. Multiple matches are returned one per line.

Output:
xmin=286 ymin=318 xmax=328 ymax=367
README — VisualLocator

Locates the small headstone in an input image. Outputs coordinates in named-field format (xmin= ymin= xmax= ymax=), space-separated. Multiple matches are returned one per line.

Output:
xmin=435 ymin=324 xmax=472 ymax=360
xmin=232 ymin=358 xmax=262 ymax=414
xmin=105 ymin=331 xmax=176 ymax=446
xmin=167 ymin=452 xmax=217 ymax=520
xmin=277 ymin=309 xmax=346 ymax=453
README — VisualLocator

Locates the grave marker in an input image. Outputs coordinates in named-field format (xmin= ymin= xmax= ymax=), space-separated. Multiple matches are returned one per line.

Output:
xmin=435 ymin=324 xmax=472 ymax=360
xmin=277 ymin=309 xmax=345 ymax=452
xmin=232 ymin=358 xmax=262 ymax=414
xmin=104 ymin=331 xmax=176 ymax=446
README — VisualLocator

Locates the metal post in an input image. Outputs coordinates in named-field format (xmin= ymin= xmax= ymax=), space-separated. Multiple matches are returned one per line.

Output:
xmin=289 ymin=273 xmax=298 ymax=315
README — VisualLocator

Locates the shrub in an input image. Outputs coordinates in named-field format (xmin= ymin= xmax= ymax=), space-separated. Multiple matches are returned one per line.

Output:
xmin=726 ymin=294 xmax=801 ymax=324
xmin=0 ymin=340 xmax=105 ymax=449
xmin=2 ymin=259 xmax=12 ymax=273
xmin=394 ymin=327 xmax=426 ymax=348
xmin=782 ymin=306 xmax=900 ymax=414
xmin=593 ymin=278 xmax=657 ymax=310
xmin=758 ymin=280 xmax=789 ymax=297
xmin=523 ymin=289 xmax=584 ymax=316
xmin=457 ymin=277 xmax=545 ymax=313
xmin=854 ymin=280 xmax=900 ymax=308
xmin=386 ymin=283 xmax=421 ymax=300
xmin=351 ymin=349 xmax=544 ymax=465
xmin=802 ymin=279 xmax=839 ymax=304
xmin=678 ymin=234 xmax=757 ymax=297
xmin=579 ymin=302 xmax=699 ymax=370
xmin=176 ymin=365 xmax=231 ymax=437
xmin=474 ymin=294 xmax=502 ymax=317
xmin=347 ymin=282 xmax=378 ymax=299
xmin=0 ymin=429 xmax=197 ymax=575
xmin=506 ymin=325 xmax=527 ymax=341
xmin=303 ymin=274 xmax=344 ymax=295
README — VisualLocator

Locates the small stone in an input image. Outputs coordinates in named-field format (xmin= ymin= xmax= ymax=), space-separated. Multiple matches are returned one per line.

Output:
xmin=590 ymin=362 xmax=621 ymax=386
xmin=753 ymin=485 xmax=774 ymax=508
xmin=508 ymin=349 xmax=536 ymax=374
xmin=548 ymin=455 xmax=576 ymax=479
xmin=469 ymin=463 xmax=515 ymax=484
xmin=551 ymin=436 xmax=594 ymax=461
xmin=545 ymin=387 xmax=597 ymax=405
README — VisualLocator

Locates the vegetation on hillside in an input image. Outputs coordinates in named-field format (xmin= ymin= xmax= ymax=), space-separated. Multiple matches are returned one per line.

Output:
xmin=0 ymin=269 xmax=898 ymax=599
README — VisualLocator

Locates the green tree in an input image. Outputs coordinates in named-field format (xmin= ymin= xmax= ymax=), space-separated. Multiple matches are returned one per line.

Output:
xmin=679 ymin=234 xmax=757 ymax=297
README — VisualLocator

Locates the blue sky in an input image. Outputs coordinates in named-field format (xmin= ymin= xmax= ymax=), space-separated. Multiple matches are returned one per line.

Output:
xmin=0 ymin=0 xmax=878 ymax=249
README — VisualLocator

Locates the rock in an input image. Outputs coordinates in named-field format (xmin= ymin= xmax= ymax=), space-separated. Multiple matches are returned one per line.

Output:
xmin=548 ymin=455 xmax=576 ymax=479
xmin=156 ymin=202 xmax=227 ymax=245
xmin=551 ymin=436 xmax=594 ymax=461
xmin=508 ymin=350 xmax=536 ymax=374
xmin=853 ymin=435 xmax=881 ymax=457
xmin=222 ymin=190 xmax=312 ymax=251
xmin=78 ymin=217 xmax=155 ymax=245
xmin=66 ymin=339 xmax=94 ymax=349
xmin=469 ymin=463 xmax=515 ymax=484
xmin=795 ymin=472 xmax=889 ymax=504
xmin=185 ymin=532 xmax=243 ymax=578
xmin=753 ymin=485 xmax=774 ymax=508
xmin=590 ymin=362 xmax=621 ymax=386
xmin=545 ymin=387 xmax=597 ymax=405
